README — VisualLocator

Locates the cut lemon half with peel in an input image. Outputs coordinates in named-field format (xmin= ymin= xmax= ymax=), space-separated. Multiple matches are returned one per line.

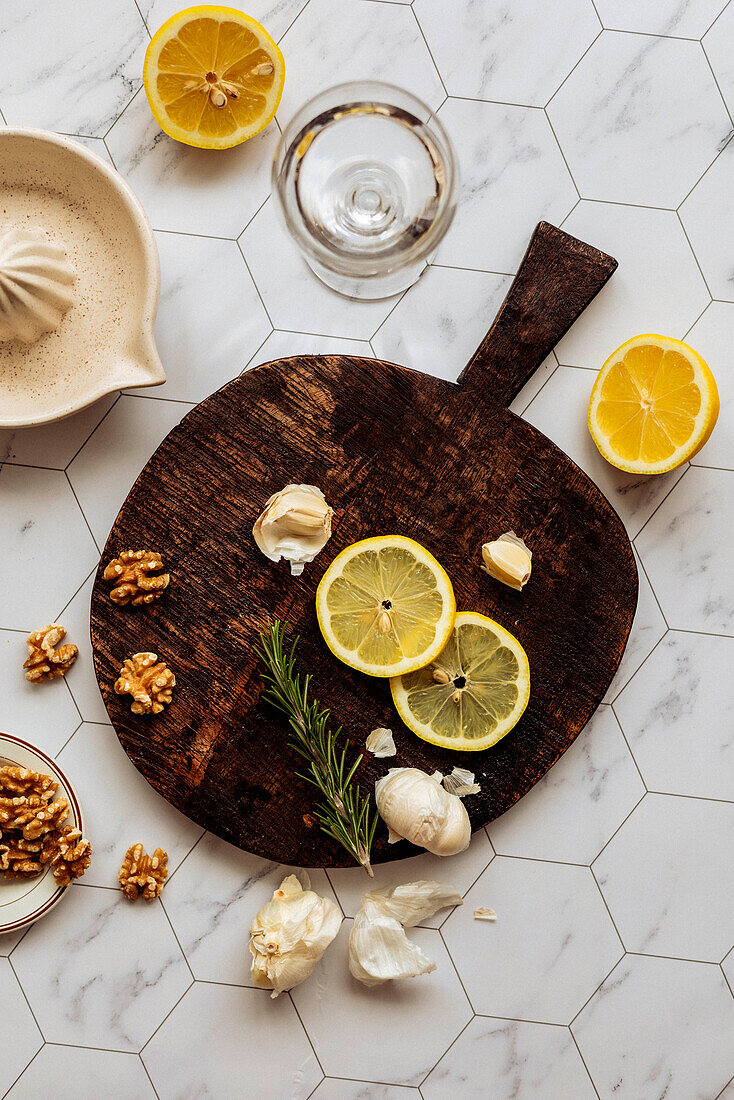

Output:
xmin=143 ymin=6 xmax=284 ymax=149
xmin=588 ymin=334 xmax=719 ymax=475
xmin=316 ymin=536 xmax=456 ymax=678
xmin=391 ymin=611 xmax=530 ymax=752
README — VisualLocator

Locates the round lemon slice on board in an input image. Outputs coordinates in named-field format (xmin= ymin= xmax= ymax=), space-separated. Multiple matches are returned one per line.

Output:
xmin=391 ymin=611 xmax=530 ymax=752
xmin=316 ymin=536 xmax=456 ymax=678
xmin=588 ymin=334 xmax=719 ymax=475
xmin=143 ymin=6 xmax=285 ymax=149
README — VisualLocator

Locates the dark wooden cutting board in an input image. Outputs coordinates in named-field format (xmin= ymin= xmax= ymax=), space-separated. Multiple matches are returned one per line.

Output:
xmin=91 ymin=222 xmax=637 ymax=868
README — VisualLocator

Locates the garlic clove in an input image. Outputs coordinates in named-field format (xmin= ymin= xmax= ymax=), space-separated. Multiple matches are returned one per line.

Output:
xmin=374 ymin=768 xmax=471 ymax=857
xmin=348 ymin=898 xmax=436 ymax=987
xmin=481 ymin=531 xmax=532 ymax=591
xmin=442 ymin=766 xmax=481 ymax=798
xmin=367 ymin=880 xmax=463 ymax=928
xmin=365 ymin=727 xmax=397 ymax=758
xmin=253 ymin=484 xmax=333 ymax=576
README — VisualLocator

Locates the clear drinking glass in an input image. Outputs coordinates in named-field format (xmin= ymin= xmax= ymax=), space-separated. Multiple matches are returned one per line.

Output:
xmin=273 ymin=81 xmax=458 ymax=300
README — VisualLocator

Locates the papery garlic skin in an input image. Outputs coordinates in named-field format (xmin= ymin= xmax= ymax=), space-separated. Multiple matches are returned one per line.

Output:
xmin=375 ymin=768 xmax=471 ymax=857
xmin=442 ymin=766 xmax=481 ymax=798
xmin=365 ymin=727 xmax=397 ymax=758
xmin=481 ymin=531 xmax=532 ymax=591
xmin=249 ymin=873 xmax=342 ymax=998
xmin=253 ymin=484 xmax=333 ymax=576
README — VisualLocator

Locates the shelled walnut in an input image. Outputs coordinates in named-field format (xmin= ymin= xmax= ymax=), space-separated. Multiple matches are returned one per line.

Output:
xmin=0 ymin=767 xmax=91 ymax=883
xmin=114 ymin=652 xmax=175 ymax=715
xmin=103 ymin=550 xmax=170 ymax=607
xmin=23 ymin=624 xmax=78 ymax=683
xmin=118 ymin=842 xmax=168 ymax=900
xmin=0 ymin=765 xmax=56 ymax=796
xmin=45 ymin=825 xmax=93 ymax=886
xmin=0 ymin=839 xmax=42 ymax=877
xmin=23 ymin=797 xmax=70 ymax=840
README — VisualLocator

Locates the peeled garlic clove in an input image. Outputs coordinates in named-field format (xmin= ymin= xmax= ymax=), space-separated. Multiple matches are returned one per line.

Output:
xmin=349 ymin=898 xmax=436 ymax=986
xmin=253 ymin=484 xmax=333 ymax=576
xmin=442 ymin=766 xmax=481 ymax=798
xmin=365 ymin=727 xmax=396 ymax=758
xmin=374 ymin=768 xmax=471 ymax=857
xmin=481 ymin=531 xmax=532 ymax=591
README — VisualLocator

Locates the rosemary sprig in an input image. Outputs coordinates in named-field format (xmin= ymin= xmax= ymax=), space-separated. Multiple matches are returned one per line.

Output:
xmin=255 ymin=621 xmax=378 ymax=876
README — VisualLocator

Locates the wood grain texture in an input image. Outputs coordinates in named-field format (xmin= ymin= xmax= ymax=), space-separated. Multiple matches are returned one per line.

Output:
xmin=91 ymin=222 xmax=636 ymax=868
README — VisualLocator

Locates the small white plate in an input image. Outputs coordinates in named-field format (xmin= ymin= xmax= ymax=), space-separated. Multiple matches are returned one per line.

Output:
xmin=0 ymin=733 xmax=85 ymax=935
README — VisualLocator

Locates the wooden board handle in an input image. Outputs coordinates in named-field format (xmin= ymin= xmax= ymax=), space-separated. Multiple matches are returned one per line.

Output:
xmin=457 ymin=222 xmax=618 ymax=407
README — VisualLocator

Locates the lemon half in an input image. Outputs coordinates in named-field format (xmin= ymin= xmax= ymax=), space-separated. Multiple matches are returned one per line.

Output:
xmin=316 ymin=536 xmax=456 ymax=678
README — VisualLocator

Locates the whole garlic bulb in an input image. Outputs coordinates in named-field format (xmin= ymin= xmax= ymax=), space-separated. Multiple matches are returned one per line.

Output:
xmin=0 ymin=228 xmax=76 ymax=343
xmin=249 ymin=873 xmax=342 ymax=998
xmin=253 ymin=484 xmax=333 ymax=576
xmin=375 ymin=768 xmax=471 ymax=857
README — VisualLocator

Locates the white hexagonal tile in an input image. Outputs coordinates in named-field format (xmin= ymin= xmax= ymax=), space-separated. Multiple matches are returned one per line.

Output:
xmin=106 ymin=90 xmax=278 ymax=238
xmin=523 ymin=365 xmax=686 ymax=538
xmin=683 ymin=302 xmax=734 ymax=470
xmin=126 ymin=231 xmax=270 ymax=402
xmin=372 ymin=267 xmax=511 ymax=383
xmin=161 ymin=830 xmax=337 ymax=984
xmin=615 ymin=632 xmax=734 ymax=801
xmin=0 ymin=0 xmax=146 ymax=136
xmin=423 ymin=1017 xmax=595 ymax=1100
xmin=488 ymin=707 xmax=644 ymax=864
xmin=442 ymin=858 xmax=621 ymax=1023
xmin=636 ymin=466 xmax=733 ymax=634
xmin=435 ymin=98 xmax=577 ymax=273
xmin=140 ymin=0 xmax=309 ymax=41
xmin=604 ymin=551 xmax=666 ymax=702
xmin=0 ymin=629 xmax=81 ymax=756
xmin=680 ymin=138 xmax=734 ymax=303
xmin=547 ymin=31 xmax=730 ymax=207
xmin=554 ymin=202 xmax=710 ymax=369
xmin=327 ymin=829 xmax=493 ymax=928
xmin=573 ymin=955 xmax=734 ymax=1100
xmin=0 ymin=465 xmax=99 ymax=628
xmin=311 ymin=1083 xmax=419 ymax=1100
xmin=704 ymin=4 xmax=734 ymax=118
xmin=595 ymin=0 xmax=728 ymax=36
xmin=0 ymin=396 xmax=117 ymax=470
xmin=0 ymin=960 xmax=42 ymax=1095
xmin=58 ymin=723 xmax=202 ymax=888
xmin=67 ymin=394 xmax=190 ymax=547
xmin=55 ymin=573 xmax=107 ymax=724
xmin=239 ymin=199 xmax=398 ymax=338
xmin=292 ymin=920 xmax=471 ymax=1085
xmin=8 ymin=1046 xmax=156 ymax=1100
xmin=594 ymin=793 xmax=734 ymax=960
xmin=142 ymin=982 xmax=321 ymax=1099
xmin=244 ymin=330 xmax=373 ymax=371
xmin=12 ymin=884 xmax=191 ymax=1050
xmin=414 ymin=0 xmax=599 ymax=106
xmin=277 ymin=0 xmax=444 ymax=126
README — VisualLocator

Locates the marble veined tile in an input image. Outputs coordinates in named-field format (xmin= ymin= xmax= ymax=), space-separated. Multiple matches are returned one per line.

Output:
xmin=327 ymin=829 xmax=493 ymax=928
xmin=435 ymin=99 xmax=576 ymax=274
xmin=704 ymin=3 xmax=734 ymax=118
xmin=685 ymin=302 xmax=734 ymax=470
xmin=554 ymin=202 xmax=710 ymax=369
xmin=423 ymin=1017 xmax=595 ymax=1100
xmin=0 ymin=465 xmax=99 ymax=627
xmin=573 ymin=955 xmax=734 ymax=1100
xmin=106 ymin=90 xmax=278 ymax=238
xmin=312 ymin=1082 xmax=420 ymax=1100
xmin=0 ymin=0 xmax=146 ymax=137
xmin=67 ymin=394 xmax=191 ymax=548
xmin=488 ymin=707 xmax=644 ymax=864
xmin=142 ymin=982 xmax=321 ymax=1099
xmin=56 ymin=573 xmax=108 ymax=724
xmin=604 ymin=549 xmax=666 ymax=701
xmin=292 ymin=920 xmax=471 ymax=1085
xmin=244 ymin=330 xmax=373 ymax=371
xmin=58 ymin=723 xmax=203 ymax=888
xmin=127 ymin=231 xmax=271 ymax=402
xmin=0 ymin=395 xmax=117 ymax=470
xmin=594 ymin=793 xmax=734 ymax=960
xmin=636 ymin=466 xmax=734 ymax=634
xmin=0 ymin=961 xmax=42 ymax=1096
xmin=8 ymin=1047 xmax=156 ymax=1100
xmin=680 ymin=139 xmax=734 ymax=303
xmin=372 ymin=267 xmax=511 ymax=384
xmin=162 ymin=830 xmax=337 ymax=985
xmin=548 ymin=31 xmax=730 ymax=207
xmin=12 ymin=884 xmax=191 ymax=1050
xmin=442 ymin=857 xmax=622 ymax=1023
xmin=239 ymin=199 xmax=399 ymax=338
xmin=414 ymin=0 xmax=599 ymax=106
xmin=140 ymin=0 xmax=309 ymax=40
xmin=523 ymin=365 xmax=686 ymax=538
xmin=615 ymin=632 xmax=734 ymax=801
xmin=0 ymin=630 xmax=80 ymax=756
xmin=595 ymin=0 xmax=728 ymax=36
xmin=277 ymin=0 xmax=444 ymax=125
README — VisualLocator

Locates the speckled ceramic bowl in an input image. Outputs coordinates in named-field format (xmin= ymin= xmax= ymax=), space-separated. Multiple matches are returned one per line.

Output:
xmin=0 ymin=129 xmax=164 ymax=427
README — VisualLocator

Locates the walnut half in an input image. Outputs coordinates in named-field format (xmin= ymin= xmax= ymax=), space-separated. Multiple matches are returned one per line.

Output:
xmin=103 ymin=550 xmax=170 ymax=607
xmin=114 ymin=652 xmax=176 ymax=715
xmin=23 ymin=624 xmax=78 ymax=683
xmin=44 ymin=825 xmax=93 ymax=886
xmin=119 ymin=842 xmax=168 ymax=900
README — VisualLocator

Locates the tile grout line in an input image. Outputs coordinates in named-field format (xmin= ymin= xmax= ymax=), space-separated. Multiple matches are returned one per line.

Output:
xmin=590 ymin=791 xmax=647 ymax=866
xmin=545 ymin=26 xmax=605 ymax=112
xmin=7 ymin=956 xmax=45 ymax=1043
xmin=138 ymin=978 xmax=195 ymax=1058
xmin=568 ymin=1025 xmax=602 ymax=1099
xmin=64 ymin=470 xmax=102 ymax=556
xmin=608 ymin=703 xmax=649 ymax=794
xmin=410 ymin=5 xmax=449 ymax=101
xmin=676 ymin=209 xmax=716 ymax=300
xmin=158 ymin=897 xmax=196 ymax=983
xmin=0 ymin=1041 xmax=45 ymax=1100
xmin=702 ymin=0 xmax=733 ymax=39
xmin=700 ymin=37 xmax=734 ymax=130
xmin=139 ymin=1050 xmax=162 ymax=1099
xmin=287 ymin=990 xmax=327 ymax=1079
xmin=631 ymin=463 xmax=692 ymax=545
xmin=676 ymin=129 xmax=734 ymax=211
xmin=417 ymin=1013 xmax=476 ymax=1088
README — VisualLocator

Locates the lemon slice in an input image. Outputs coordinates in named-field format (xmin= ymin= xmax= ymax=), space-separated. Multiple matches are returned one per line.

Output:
xmin=588 ymin=334 xmax=719 ymax=475
xmin=316 ymin=536 xmax=456 ymax=678
xmin=143 ymin=6 xmax=285 ymax=150
xmin=391 ymin=611 xmax=530 ymax=752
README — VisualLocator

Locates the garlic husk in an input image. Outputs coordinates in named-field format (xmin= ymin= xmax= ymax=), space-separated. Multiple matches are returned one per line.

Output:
xmin=481 ymin=531 xmax=532 ymax=591
xmin=365 ymin=727 xmax=396 ymax=758
xmin=474 ymin=906 xmax=497 ymax=921
xmin=442 ymin=766 xmax=481 ymax=798
xmin=348 ymin=880 xmax=461 ymax=986
xmin=375 ymin=768 xmax=471 ymax=857
xmin=253 ymin=484 xmax=333 ymax=576
xmin=249 ymin=873 xmax=342 ymax=998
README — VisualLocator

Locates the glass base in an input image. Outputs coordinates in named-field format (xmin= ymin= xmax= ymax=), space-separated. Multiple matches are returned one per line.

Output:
xmin=303 ymin=255 xmax=430 ymax=300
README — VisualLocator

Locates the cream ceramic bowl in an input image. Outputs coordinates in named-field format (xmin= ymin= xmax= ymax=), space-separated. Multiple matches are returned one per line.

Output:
xmin=0 ymin=129 xmax=164 ymax=427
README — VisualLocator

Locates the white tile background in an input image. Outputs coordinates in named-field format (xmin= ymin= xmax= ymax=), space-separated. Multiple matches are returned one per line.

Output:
xmin=1 ymin=0 xmax=733 ymax=1097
